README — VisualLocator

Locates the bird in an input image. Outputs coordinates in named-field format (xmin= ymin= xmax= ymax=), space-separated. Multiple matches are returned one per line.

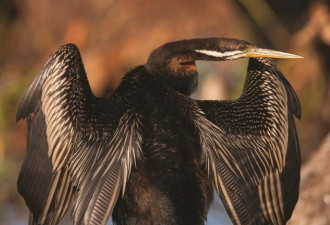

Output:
xmin=16 ymin=37 xmax=302 ymax=225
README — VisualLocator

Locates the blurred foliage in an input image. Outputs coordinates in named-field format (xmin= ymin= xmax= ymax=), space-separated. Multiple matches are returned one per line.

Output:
xmin=0 ymin=0 xmax=329 ymax=224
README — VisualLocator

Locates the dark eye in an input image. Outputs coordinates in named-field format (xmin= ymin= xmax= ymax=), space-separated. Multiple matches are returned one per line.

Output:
xmin=180 ymin=61 xmax=194 ymax=65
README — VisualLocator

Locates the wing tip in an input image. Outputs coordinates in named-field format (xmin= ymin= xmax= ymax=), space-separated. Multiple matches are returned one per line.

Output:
xmin=16 ymin=94 xmax=36 ymax=122
xmin=54 ymin=43 xmax=80 ymax=58
xmin=16 ymin=110 xmax=24 ymax=122
xmin=294 ymin=105 xmax=301 ymax=120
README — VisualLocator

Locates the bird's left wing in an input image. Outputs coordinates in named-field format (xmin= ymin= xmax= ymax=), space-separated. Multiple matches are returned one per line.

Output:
xmin=16 ymin=44 xmax=143 ymax=225
xmin=195 ymin=58 xmax=301 ymax=225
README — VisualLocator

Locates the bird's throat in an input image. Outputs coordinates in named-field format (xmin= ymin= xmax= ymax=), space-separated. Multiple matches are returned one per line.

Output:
xmin=164 ymin=71 xmax=198 ymax=95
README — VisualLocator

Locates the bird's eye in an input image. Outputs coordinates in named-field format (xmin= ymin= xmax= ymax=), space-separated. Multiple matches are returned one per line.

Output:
xmin=180 ymin=61 xmax=194 ymax=65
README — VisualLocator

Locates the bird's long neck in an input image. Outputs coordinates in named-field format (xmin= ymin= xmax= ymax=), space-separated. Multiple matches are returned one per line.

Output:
xmin=146 ymin=37 xmax=299 ymax=96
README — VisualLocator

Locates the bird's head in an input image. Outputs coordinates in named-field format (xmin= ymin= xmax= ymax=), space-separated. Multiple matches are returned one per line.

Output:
xmin=146 ymin=37 xmax=301 ymax=95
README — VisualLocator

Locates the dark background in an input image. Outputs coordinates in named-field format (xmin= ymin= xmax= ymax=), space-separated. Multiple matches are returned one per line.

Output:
xmin=0 ymin=0 xmax=329 ymax=224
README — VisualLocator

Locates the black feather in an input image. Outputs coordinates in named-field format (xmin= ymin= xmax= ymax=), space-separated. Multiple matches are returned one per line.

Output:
xmin=16 ymin=68 xmax=45 ymax=121
xmin=17 ymin=110 xmax=54 ymax=222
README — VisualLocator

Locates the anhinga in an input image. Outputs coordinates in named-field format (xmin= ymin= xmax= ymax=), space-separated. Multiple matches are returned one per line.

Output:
xmin=16 ymin=37 xmax=301 ymax=225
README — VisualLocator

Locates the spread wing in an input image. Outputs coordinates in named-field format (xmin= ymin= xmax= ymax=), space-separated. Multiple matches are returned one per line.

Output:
xmin=16 ymin=44 xmax=143 ymax=225
xmin=195 ymin=58 xmax=301 ymax=225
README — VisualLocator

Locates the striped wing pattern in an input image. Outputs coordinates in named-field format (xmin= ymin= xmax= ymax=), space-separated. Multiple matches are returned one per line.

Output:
xmin=196 ymin=58 xmax=301 ymax=225
xmin=16 ymin=44 xmax=143 ymax=225
xmin=72 ymin=111 xmax=143 ymax=225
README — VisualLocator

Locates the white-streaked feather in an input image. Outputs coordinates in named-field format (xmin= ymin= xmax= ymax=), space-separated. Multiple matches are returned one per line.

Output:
xmin=195 ymin=49 xmax=244 ymax=58
xmin=18 ymin=44 xmax=145 ymax=225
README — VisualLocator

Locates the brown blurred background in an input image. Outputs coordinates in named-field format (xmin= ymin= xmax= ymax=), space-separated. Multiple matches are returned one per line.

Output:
xmin=0 ymin=0 xmax=329 ymax=224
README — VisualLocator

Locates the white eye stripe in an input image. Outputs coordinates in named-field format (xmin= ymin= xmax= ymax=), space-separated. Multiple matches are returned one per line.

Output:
xmin=195 ymin=49 xmax=244 ymax=58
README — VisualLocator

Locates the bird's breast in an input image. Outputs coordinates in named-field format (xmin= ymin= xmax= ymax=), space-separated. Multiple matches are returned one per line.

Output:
xmin=112 ymin=105 xmax=213 ymax=225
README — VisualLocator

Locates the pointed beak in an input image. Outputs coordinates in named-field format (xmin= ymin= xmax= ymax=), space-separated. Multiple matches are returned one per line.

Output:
xmin=194 ymin=47 xmax=303 ymax=61
xmin=245 ymin=47 xmax=303 ymax=59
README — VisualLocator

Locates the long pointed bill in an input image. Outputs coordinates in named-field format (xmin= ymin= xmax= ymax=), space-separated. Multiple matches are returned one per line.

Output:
xmin=195 ymin=47 xmax=303 ymax=60
xmin=245 ymin=47 xmax=303 ymax=59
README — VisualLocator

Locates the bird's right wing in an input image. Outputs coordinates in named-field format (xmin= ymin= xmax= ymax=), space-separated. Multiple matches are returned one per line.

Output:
xmin=16 ymin=44 xmax=143 ymax=225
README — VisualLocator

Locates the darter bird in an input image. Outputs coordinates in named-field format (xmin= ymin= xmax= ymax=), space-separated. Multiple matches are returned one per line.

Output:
xmin=16 ymin=37 xmax=302 ymax=225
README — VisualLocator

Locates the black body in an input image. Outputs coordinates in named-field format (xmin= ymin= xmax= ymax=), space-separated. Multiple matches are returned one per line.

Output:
xmin=16 ymin=38 xmax=301 ymax=225
xmin=112 ymin=67 xmax=214 ymax=225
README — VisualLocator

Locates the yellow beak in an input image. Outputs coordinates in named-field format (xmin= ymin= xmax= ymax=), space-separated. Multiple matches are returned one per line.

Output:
xmin=245 ymin=47 xmax=303 ymax=59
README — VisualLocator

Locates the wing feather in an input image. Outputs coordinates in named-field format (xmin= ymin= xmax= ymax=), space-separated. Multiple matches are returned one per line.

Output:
xmin=17 ymin=109 xmax=72 ymax=225
xmin=17 ymin=44 xmax=144 ymax=225
xmin=72 ymin=110 xmax=143 ymax=225
xmin=85 ymin=162 xmax=122 ymax=225
xmin=195 ymin=58 xmax=300 ymax=224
